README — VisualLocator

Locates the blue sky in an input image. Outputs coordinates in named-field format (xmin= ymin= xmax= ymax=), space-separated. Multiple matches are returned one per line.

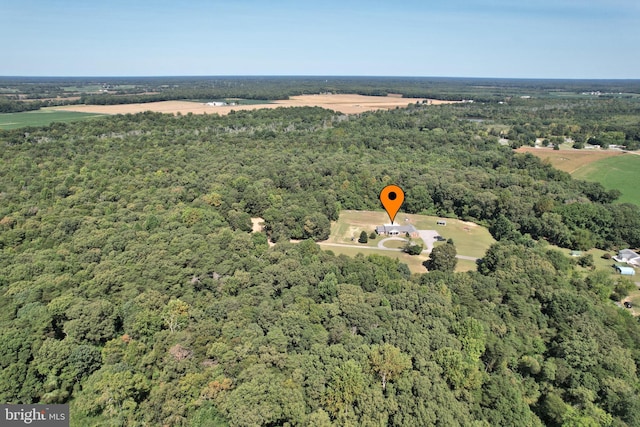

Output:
xmin=2 ymin=0 xmax=639 ymax=78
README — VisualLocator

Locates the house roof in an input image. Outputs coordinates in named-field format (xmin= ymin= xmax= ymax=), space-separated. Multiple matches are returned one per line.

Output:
xmin=620 ymin=249 xmax=639 ymax=257
xmin=615 ymin=249 xmax=640 ymax=265
xmin=376 ymin=224 xmax=417 ymax=234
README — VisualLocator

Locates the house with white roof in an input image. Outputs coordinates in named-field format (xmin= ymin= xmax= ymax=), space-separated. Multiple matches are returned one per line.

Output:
xmin=615 ymin=265 xmax=636 ymax=276
xmin=614 ymin=249 xmax=640 ymax=267
xmin=375 ymin=223 xmax=418 ymax=238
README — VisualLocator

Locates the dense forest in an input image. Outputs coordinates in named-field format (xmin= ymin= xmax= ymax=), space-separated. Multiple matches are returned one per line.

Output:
xmin=1 ymin=91 xmax=640 ymax=425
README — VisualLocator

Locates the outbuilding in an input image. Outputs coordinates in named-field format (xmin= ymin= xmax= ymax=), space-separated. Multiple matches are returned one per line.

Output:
xmin=615 ymin=265 xmax=636 ymax=276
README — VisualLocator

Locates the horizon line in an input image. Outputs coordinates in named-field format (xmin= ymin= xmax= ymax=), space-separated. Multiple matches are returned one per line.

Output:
xmin=1 ymin=75 xmax=639 ymax=82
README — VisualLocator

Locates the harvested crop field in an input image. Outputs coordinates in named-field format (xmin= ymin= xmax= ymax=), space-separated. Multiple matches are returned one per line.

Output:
xmin=516 ymin=147 xmax=626 ymax=174
xmin=52 ymin=94 xmax=455 ymax=116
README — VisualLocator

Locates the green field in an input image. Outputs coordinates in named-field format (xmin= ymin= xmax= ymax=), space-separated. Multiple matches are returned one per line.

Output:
xmin=573 ymin=154 xmax=640 ymax=206
xmin=0 ymin=109 xmax=105 ymax=129
xmin=320 ymin=210 xmax=495 ymax=273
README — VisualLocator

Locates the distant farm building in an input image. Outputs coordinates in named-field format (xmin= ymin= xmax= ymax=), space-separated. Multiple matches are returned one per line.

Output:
xmin=375 ymin=224 xmax=418 ymax=238
xmin=615 ymin=265 xmax=636 ymax=276
xmin=614 ymin=249 xmax=640 ymax=267
xmin=206 ymin=101 xmax=237 ymax=107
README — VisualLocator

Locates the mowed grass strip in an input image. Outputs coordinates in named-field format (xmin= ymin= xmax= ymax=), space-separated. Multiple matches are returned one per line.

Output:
xmin=0 ymin=109 xmax=105 ymax=129
xmin=572 ymin=154 xmax=640 ymax=206
xmin=320 ymin=243 xmax=479 ymax=274
xmin=410 ymin=216 xmax=495 ymax=259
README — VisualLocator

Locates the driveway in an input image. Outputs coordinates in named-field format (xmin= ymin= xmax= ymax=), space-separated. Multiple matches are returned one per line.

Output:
xmin=318 ymin=230 xmax=479 ymax=262
xmin=377 ymin=237 xmax=406 ymax=249
xmin=416 ymin=230 xmax=439 ymax=252
xmin=376 ymin=230 xmax=448 ymax=254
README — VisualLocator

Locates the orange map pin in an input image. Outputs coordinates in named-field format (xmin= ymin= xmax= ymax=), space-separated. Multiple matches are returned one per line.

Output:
xmin=380 ymin=185 xmax=404 ymax=224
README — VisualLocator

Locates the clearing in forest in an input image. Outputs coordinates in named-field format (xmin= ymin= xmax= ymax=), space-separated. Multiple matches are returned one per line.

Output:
xmin=518 ymin=147 xmax=640 ymax=206
xmin=572 ymin=155 xmax=640 ymax=206
xmin=516 ymin=147 xmax=625 ymax=174
xmin=318 ymin=210 xmax=495 ymax=274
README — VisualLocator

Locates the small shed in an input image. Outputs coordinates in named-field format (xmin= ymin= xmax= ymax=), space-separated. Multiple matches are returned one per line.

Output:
xmin=615 ymin=265 xmax=636 ymax=276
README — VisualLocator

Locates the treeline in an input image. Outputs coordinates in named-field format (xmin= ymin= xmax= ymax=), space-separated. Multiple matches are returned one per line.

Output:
xmin=4 ymin=76 xmax=640 ymax=110
xmin=1 ymin=101 xmax=640 ymax=425
xmin=470 ymin=98 xmax=640 ymax=150
xmin=0 ymin=98 xmax=56 ymax=113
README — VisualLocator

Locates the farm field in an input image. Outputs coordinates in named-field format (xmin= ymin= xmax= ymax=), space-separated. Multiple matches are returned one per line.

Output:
xmin=51 ymin=94 xmax=446 ymax=116
xmin=572 ymin=155 xmax=640 ymax=205
xmin=319 ymin=209 xmax=495 ymax=273
xmin=518 ymin=147 xmax=640 ymax=206
xmin=516 ymin=147 xmax=626 ymax=173
xmin=0 ymin=109 xmax=105 ymax=129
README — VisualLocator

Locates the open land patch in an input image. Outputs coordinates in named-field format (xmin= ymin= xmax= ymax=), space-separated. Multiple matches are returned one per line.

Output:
xmin=626 ymin=290 xmax=640 ymax=317
xmin=0 ymin=109 xmax=105 ymax=130
xmin=516 ymin=147 xmax=625 ymax=174
xmin=250 ymin=217 xmax=264 ymax=233
xmin=319 ymin=209 xmax=495 ymax=273
xmin=572 ymin=155 xmax=640 ymax=206
xmin=518 ymin=147 xmax=640 ymax=206
xmin=51 ymin=94 xmax=456 ymax=116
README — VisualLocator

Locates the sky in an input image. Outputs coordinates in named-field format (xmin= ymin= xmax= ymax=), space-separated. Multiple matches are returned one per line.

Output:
xmin=2 ymin=0 xmax=639 ymax=79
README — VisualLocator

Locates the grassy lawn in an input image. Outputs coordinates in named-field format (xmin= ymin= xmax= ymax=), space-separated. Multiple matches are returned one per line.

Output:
xmin=572 ymin=154 xmax=640 ymax=206
xmin=328 ymin=210 xmax=494 ymax=258
xmin=544 ymin=245 xmax=616 ymax=273
xmin=327 ymin=210 xmax=388 ymax=244
xmin=413 ymin=216 xmax=495 ymax=259
xmin=456 ymin=259 xmax=478 ymax=273
xmin=0 ymin=108 xmax=105 ymax=129
xmin=320 ymin=243 xmax=479 ymax=274
xmin=628 ymin=290 xmax=640 ymax=316
xmin=381 ymin=239 xmax=409 ymax=249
